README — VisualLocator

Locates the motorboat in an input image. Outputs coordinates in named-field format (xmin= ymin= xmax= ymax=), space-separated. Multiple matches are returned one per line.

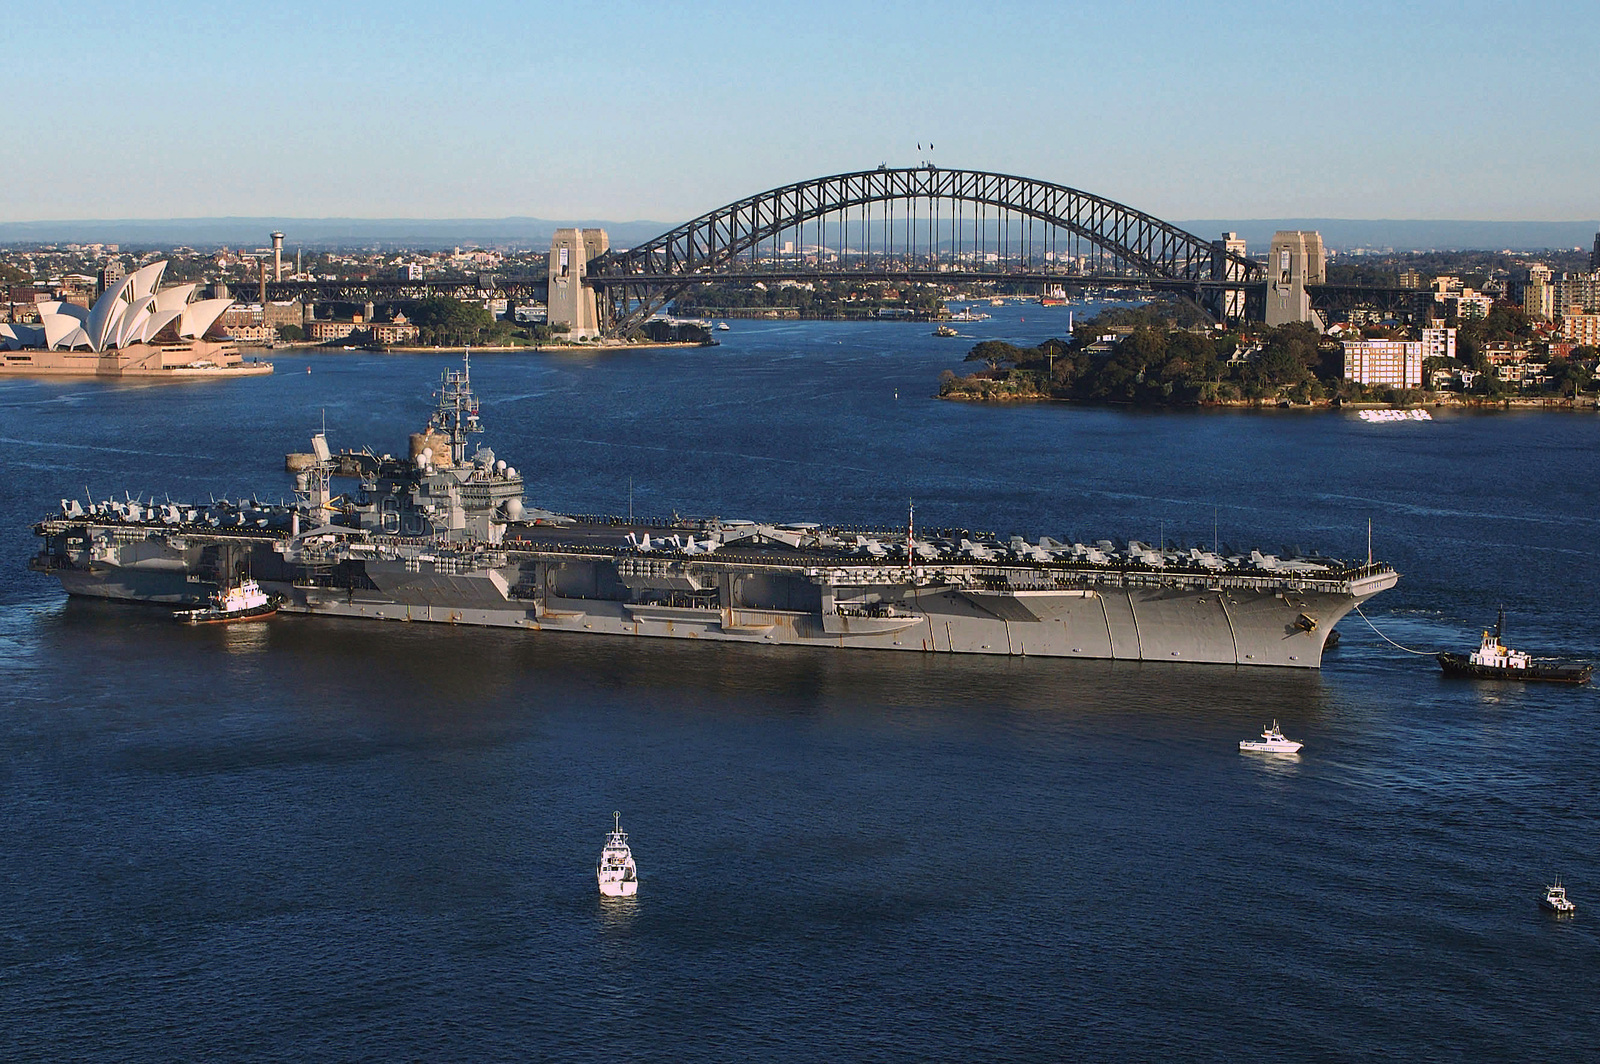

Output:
xmin=933 ymin=324 xmax=959 ymax=337
xmin=716 ymin=322 xmax=730 ymax=331
xmin=597 ymin=811 xmax=639 ymax=897
xmin=1239 ymin=720 xmax=1303 ymax=754
xmin=1438 ymin=610 xmax=1593 ymax=683
xmin=173 ymin=577 xmax=280 ymax=624
xmin=1541 ymin=881 xmax=1576 ymax=915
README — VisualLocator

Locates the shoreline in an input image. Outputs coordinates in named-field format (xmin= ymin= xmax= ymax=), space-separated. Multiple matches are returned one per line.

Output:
xmin=938 ymin=390 xmax=1600 ymax=412
xmin=255 ymin=340 xmax=714 ymax=355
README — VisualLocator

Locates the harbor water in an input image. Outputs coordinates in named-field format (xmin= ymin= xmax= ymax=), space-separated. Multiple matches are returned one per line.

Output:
xmin=2 ymin=303 xmax=1598 ymax=1060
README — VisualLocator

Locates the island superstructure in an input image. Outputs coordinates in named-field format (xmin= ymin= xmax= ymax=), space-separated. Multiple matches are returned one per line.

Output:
xmin=30 ymin=359 xmax=1398 ymax=667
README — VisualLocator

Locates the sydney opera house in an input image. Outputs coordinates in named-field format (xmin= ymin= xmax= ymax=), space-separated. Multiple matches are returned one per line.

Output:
xmin=0 ymin=261 xmax=271 ymax=377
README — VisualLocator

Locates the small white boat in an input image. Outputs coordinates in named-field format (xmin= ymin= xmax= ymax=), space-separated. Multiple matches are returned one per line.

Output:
xmin=1541 ymin=881 xmax=1576 ymax=914
xmin=716 ymin=321 xmax=730 ymax=331
xmin=1239 ymin=719 xmax=1303 ymax=754
xmin=597 ymin=811 xmax=638 ymax=897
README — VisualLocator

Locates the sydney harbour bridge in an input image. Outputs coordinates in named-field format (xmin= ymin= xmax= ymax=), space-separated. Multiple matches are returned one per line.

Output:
xmin=256 ymin=166 xmax=1420 ymax=337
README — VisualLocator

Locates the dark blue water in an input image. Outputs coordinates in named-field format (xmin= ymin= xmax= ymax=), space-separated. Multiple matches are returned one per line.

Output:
xmin=4 ymin=304 xmax=1598 ymax=1060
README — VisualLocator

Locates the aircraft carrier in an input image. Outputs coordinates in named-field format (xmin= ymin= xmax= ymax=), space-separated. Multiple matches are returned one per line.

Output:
xmin=30 ymin=359 xmax=1399 ymax=668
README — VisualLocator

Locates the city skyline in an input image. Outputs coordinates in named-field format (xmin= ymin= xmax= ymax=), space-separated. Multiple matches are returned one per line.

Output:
xmin=7 ymin=0 xmax=1599 ymax=224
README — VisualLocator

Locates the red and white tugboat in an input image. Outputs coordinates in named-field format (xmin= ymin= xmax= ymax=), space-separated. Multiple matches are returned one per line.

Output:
xmin=174 ymin=578 xmax=281 ymax=624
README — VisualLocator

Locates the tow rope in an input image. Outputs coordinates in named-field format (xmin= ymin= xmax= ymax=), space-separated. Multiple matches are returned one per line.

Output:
xmin=1353 ymin=604 xmax=1436 ymax=656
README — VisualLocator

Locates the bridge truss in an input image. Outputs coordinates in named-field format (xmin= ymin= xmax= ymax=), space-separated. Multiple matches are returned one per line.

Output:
xmin=586 ymin=167 xmax=1264 ymax=336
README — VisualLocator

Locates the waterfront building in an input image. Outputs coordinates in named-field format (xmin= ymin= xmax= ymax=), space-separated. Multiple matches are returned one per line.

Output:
xmin=1343 ymin=339 xmax=1423 ymax=388
xmin=218 ymin=304 xmax=275 ymax=344
xmin=1481 ymin=343 xmax=1535 ymax=384
xmin=263 ymin=299 xmax=309 ymax=334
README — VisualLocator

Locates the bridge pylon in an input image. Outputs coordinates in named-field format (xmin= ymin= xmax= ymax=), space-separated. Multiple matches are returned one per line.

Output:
xmin=548 ymin=228 xmax=609 ymax=339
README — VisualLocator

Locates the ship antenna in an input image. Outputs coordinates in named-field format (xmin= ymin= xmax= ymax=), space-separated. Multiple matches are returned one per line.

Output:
xmin=907 ymin=497 xmax=916 ymax=577
xmin=613 ymin=810 xmax=620 ymax=832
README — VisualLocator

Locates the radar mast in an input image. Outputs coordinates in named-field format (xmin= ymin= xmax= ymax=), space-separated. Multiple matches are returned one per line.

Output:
xmin=429 ymin=350 xmax=482 ymax=466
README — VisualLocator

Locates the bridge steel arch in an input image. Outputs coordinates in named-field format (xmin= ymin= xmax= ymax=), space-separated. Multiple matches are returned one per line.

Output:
xmin=586 ymin=167 xmax=1263 ymax=336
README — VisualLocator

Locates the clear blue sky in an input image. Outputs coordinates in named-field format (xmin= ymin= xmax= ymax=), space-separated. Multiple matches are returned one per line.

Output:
xmin=9 ymin=0 xmax=1597 ymax=222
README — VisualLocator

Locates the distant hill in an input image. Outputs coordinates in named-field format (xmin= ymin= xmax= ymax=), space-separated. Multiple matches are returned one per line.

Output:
xmin=2 ymin=216 xmax=1596 ymax=254
xmin=0 ymin=217 xmax=675 ymax=251
xmin=1176 ymin=219 xmax=1600 ymax=253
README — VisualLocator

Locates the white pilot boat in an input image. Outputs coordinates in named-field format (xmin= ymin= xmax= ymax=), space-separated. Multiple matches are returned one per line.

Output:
xmin=1541 ymin=881 xmax=1576 ymax=915
xmin=173 ymin=577 xmax=280 ymax=624
xmin=597 ymin=811 xmax=639 ymax=897
xmin=1239 ymin=720 xmax=1303 ymax=754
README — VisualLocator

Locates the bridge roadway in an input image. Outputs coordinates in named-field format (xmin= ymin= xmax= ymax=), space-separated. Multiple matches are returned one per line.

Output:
xmin=250 ymin=272 xmax=1421 ymax=318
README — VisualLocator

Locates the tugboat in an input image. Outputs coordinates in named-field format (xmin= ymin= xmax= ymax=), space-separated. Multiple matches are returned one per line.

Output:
xmin=932 ymin=324 xmax=959 ymax=338
xmin=1239 ymin=720 xmax=1303 ymax=754
xmin=173 ymin=577 xmax=281 ymax=624
xmin=597 ymin=811 xmax=639 ymax=897
xmin=1437 ymin=610 xmax=1593 ymax=684
xmin=1541 ymin=880 xmax=1576 ymax=915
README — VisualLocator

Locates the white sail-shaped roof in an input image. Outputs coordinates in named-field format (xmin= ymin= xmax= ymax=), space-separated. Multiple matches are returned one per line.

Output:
xmin=113 ymin=295 xmax=158 ymax=349
xmin=139 ymin=308 xmax=185 ymax=343
xmin=153 ymin=283 xmax=197 ymax=313
xmin=126 ymin=261 xmax=167 ymax=301
xmin=177 ymin=297 xmax=233 ymax=339
xmin=43 ymin=313 xmax=93 ymax=349
xmin=87 ymin=273 xmax=138 ymax=352
xmin=1 ymin=323 xmax=44 ymax=350
xmin=37 ymin=300 xmax=90 ymax=324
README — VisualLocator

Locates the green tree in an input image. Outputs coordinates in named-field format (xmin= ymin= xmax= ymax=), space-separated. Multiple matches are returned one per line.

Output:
xmin=964 ymin=340 xmax=1026 ymax=370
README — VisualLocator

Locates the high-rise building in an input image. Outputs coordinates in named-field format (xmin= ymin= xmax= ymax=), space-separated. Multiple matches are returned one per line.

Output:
xmin=1221 ymin=232 xmax=1247 ymax=320
xmin=97 ymin=260 xmax=125 ymax=296
xmin=1343 ymin=339 xmax=1422 ymax=387
xmin=1524 ymin=264 xmax=1553 ymax=320
xmin=1550 ymin=271 xmax=1600 ymax=314
xmin=1591 ymin=231 xmax=1599 ymax=271
xmin=1421 ymin=327 xmax=1457 ymax=362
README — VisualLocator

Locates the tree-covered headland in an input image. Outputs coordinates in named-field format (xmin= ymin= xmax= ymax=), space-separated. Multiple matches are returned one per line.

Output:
xmin=938 ymin=301 xmax=1594 ymax=406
